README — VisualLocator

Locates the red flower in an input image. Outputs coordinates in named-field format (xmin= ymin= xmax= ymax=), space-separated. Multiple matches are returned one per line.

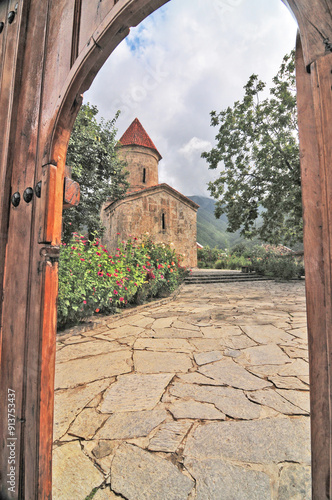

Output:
xmin=95 ymin=308 xmax=100 ymax=313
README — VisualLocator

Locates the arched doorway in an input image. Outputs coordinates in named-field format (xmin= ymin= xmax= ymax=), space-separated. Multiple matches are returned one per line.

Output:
xmin=0 ymin=1 xmax=331 ymax=498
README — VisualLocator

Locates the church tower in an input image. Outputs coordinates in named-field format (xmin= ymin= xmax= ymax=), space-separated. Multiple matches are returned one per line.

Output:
xmin=117 ymin=118 xmax=162 ymax=193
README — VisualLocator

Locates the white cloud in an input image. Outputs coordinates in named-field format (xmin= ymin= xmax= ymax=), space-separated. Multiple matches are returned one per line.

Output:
xmin=84 ymin=0 xmax=298 ymax=197
xmin=179 ymin=137 xmax=212 ymax=160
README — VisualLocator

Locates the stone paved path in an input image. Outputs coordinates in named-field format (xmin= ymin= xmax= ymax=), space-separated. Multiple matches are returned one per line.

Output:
xmin=53 ymin=280 xmax=311 ymax=500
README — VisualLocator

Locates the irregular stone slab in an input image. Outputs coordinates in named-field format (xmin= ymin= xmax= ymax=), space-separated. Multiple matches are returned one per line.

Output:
xmin=276 ymin=389 xmax=310 ymax=413
xmin=246 ymin=389 xmax=308 ymax=415
xmin=201 ymin=325 xmax=243 ymax=338
xmin=176 ymin=372 xmax=222 ymax=386
xmin=241 ymin=324 xmax=294 ymax=345
xmin=224 ymin=348 xmax=241 ymax=358
xmin=184 ymin=458 xmax=271 ymax=500
xmin=101 ymin=325 xmax=145 ymax=339
xmin=190 ymin=335 xmax=256 ymax=351
xmin=242 ymin=344 xmax=291 ymax=366
xmin=56 ymin=340 xmax=124 ymax=363
xmin=62 ymin=335 xmax=94 ymax=344
xmin=150 ymin=327 xmax=203 ymax=338
xmin=148 ymin=421 xmax=192 ymax=452
xmin=287 ymin=327 xmax=307 ymax=340
xmin=194 ymin=351 xmax=223 ymax=365
xmin=268 ymin=375 xmax=309 ymax=390
xmin=278 ymin=464 xmax=311 ymax=500
xmin=169 ymin=383 xmax=261 ymax=420
xmin=168 ymin=400 xmax=226 ymax=420
xmin=54 ymin=379 xmax=112 ymax=441
xmin=55 ymin=350 xmax=132 ymax=389
xmin=68 ymin=408 xmax=108 ymax=439
xmin=199 ymin=358 xmax=272 ymax=390
xmin=246 ymin=364 xmax=285 ymax=377
xmin=111 ymin=443 xmax=194 ymax=500
xmin=172 ymin=319 xmax=201 ymax=331
xmin=128 ymin=314 xmax=154 ymax=328
xmin=100 ymin=373 xmax=174 ymax=413
xmin=298 ymin=375 xmax=310 ymax=385
xmin=93 ymin=488 xmax=120 ymax=500
xmin=281 ymin=345 xmax=309 ymax=359
xmin=134 ymin=351 xmax=192 ymax=373
xmin=278 ymin=359 xmax=309 ymax=377
xmin=81 ymin=325 xmax=110 ymax=337
xmin=184 ymin=417 xmax=311 ymax=464
xmin=96 ymin=409 xmax=167 ymax=440
xmin=152 ymin=316 xmax=178 ymax=328
xmin=92 ymin=440 xmax=118 ymax=459
xmin=134 ymin=338 xmax=194 ymax=352
xmin=53 ymin=441 xmax=104 ymax=500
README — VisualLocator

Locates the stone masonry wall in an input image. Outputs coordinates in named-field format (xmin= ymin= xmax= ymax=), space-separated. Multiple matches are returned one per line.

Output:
xmin=102 ymin=189 xmax=198 ymax=268
xmin=118 ymin=145 xmax=159 ymax=192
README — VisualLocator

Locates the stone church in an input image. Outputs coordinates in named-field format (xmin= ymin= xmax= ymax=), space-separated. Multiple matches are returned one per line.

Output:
xmin=101 ymin=118 xmax=199 ymax=267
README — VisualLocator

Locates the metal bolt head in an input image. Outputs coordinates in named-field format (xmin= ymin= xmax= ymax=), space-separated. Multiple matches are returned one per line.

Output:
xmin=23 ymin=187 xmax=34 ymax=203
xmin=11 ymin=192 xmax=20 ymax=207
xmin=8 ymin=11 xmax=15 ymax=24
xmin=0 ymin=22 xmax=4 ymax=34
xmin=35 ymin=181 xmax=42 ymax=198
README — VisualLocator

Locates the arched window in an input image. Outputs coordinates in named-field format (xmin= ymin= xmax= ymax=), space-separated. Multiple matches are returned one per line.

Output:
xmin=142 ymin=168 xmax=146 ymax=183
xmin=162 ymin=212 xmax=166 ymax=231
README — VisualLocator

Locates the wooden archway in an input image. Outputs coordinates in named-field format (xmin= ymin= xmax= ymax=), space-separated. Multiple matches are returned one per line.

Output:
xmin=0 ymin=1 xmax=331 ymax=498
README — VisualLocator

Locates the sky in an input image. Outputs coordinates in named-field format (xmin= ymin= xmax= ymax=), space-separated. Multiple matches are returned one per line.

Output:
xmin=84 ymin=0 xmax=298 ymax=198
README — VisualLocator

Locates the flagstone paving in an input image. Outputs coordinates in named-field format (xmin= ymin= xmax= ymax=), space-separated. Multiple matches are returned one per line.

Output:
xmin=53 ymin=280 xmax=311 ymax=500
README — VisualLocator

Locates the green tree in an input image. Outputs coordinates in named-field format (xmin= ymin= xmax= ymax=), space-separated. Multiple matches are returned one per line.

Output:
xmin=202 ymin=51 xmax=302 ymax=245
xmin=62 ymin=103 xmax=129 ymax=243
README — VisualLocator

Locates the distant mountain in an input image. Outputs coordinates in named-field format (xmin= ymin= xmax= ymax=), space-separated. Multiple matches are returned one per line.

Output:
xmin=188 ymin=196 xmax=250 ymax=250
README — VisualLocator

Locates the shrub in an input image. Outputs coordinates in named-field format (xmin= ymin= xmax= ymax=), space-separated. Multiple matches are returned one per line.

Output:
xmin=197 ymin=246 xmax=226 ymax=268
xmin=249 ymin=245 xmax=304 ymax=279
xmin=57 ymin=233 xmax=186 ymax=328
xmin=215 ymin=255 xmax=251 ymax=270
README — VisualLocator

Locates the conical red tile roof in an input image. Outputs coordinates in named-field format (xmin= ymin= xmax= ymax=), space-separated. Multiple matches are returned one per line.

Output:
xmin=119 ymin=118 xmax=162 ymax=160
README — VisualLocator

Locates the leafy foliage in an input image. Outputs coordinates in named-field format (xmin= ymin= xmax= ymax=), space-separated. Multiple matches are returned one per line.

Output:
xmin=62 ymin=103 xmax=129 ymax=243
xmin=58 ymin=233 xmax=186 ymax=328
xmin=202 ymin=51 xmax=302 ymax=246
xmin=248 ymin=245 xmax=304 ymax=280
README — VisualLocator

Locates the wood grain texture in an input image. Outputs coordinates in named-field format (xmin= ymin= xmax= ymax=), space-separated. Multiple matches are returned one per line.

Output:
xmin=296 ymin=33 xmax=330 ymax=500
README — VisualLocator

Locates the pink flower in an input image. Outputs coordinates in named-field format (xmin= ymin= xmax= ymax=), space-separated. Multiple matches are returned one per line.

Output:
xmin=107 ymin=273 xmax=112 ymax=277
xmin=114 ymin=290 xmax=118 ymax=295
xmin=96 ymin=252 xmax=101 ymax=256
xmin=83 ymin=300 xmax=87 ymax=304
xmin=119 ymin=297 xmax=124 ymax=302
xmin=98 ymin=271 xmax=104 ymax=276
xmin=80 ymin=258 xmax=85 ymax=261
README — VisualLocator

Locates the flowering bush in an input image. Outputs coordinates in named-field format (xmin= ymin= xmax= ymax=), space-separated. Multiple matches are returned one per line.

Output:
xmin=57 ymin=233 xmax=187 ymax=328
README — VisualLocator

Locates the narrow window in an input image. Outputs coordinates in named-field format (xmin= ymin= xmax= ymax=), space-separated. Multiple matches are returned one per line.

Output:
xmin=142 ymin=168 xmax=146 ymax=183
xmin=162 ymin=213 xmax=166 ymax=231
